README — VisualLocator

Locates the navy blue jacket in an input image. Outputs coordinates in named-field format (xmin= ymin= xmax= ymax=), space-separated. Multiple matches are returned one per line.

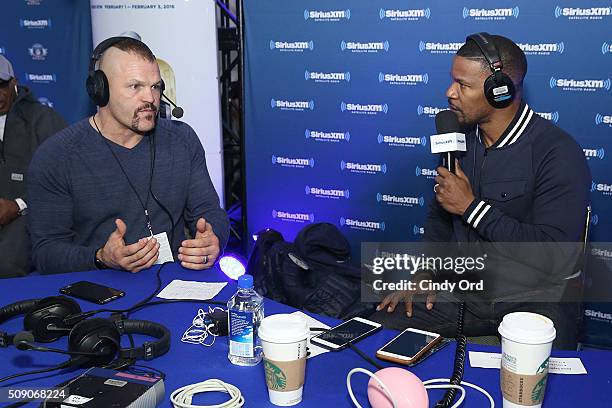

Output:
xmin=425 ymin=102 xmax=591 ymax=299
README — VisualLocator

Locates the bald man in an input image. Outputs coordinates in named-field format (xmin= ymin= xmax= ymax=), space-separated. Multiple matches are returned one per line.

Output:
xmin=27 ymin=37 xmax=229 ymax=274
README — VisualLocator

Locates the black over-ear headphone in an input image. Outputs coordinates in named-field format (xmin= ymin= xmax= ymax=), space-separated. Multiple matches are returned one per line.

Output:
xmin=1 ymin=297 xmax=170 ymax=368
xmin=465 ymin=32 xmax=515 ymax=109
xmin=86 ymin=36 xmax=165 ymax=107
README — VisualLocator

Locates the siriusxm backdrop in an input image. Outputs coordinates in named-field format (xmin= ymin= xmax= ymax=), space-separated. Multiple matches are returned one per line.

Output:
xmin=243 ymin=1 xmax=612 ymax=346
xmin=1 ymin=0 xmax=93 ymax=125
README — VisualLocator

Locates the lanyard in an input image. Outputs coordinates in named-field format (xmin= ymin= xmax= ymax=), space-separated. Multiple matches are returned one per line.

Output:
xmin=92 ymin=115 xmax=154 ymax=237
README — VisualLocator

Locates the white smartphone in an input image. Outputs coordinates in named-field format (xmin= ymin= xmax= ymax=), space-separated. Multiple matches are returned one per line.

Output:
xmin=310 ymin=317 xmax=382 ymax=351
xmin=376 ymin=328 xmax=443 ymax=365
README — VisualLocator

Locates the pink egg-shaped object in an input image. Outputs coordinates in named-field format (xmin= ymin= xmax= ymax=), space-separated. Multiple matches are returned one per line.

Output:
xmin=367 ymin=367 xmax=429 ymax=408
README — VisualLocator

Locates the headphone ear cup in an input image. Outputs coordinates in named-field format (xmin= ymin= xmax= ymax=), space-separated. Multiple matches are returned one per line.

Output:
xmin=24 ymin=296 xmax=81 ymax=343
xmin=69 ymin=318 xmax=120 ymax=367
xmin=483 ymin=72 xmax=515 ymax=109
xmin=86 ymin=70 xmax=110 ymax=107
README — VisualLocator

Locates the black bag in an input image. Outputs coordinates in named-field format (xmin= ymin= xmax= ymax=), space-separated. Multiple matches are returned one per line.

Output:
xmin=249 ymin=223 xmax=374 ymax=319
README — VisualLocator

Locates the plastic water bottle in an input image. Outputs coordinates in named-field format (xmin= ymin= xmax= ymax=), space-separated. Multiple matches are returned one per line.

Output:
xmin=227 ymin=274 xmax=264 ymax=366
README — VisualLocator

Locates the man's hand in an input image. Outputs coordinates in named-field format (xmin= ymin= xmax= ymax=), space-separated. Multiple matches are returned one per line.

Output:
xmin=98 ymin=219 xmax=159 ymax=273
xmin=376 ymin=272 xmax=437 ymax=317
xmin=434 ymin=160 xmax=475 ymax=216
xmin=0 ymin=199 xmax=20 ymax=226
xmin=178 ymin=218 xmax=220 ymax=270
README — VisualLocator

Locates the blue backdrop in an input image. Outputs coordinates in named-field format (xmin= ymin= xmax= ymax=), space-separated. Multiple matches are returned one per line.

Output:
xmin=243 ymin=0 xmax=612 ymax=346
xmin=1 ymin=0 xmax=93 ymax=125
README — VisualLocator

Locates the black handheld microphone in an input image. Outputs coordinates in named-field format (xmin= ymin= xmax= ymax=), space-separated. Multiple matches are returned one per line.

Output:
xmin=161 ymin=93 xmax=184 ymax=118
xmin=431 ymin=110 xmax=466 ymax=174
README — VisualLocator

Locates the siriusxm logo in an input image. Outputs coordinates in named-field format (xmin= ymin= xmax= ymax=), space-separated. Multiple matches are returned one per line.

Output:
xmin=535 ymin=111 xmax=560 ymax=123
xmin=271 ymin=155 xmax=315 ymax=168
xmin=29 ymin=43 xmax=48 ymax=60
xmin=554 ymin=5 xmax=612 ymax=19
xmin=415 ymin=166 xmax=438 ymax=179
xmin=595 ymin=113 xmax=612 ymax=126
xmin=413 ymin=225 xmax=425 ymax=236
xmin=24 ymin=73 xmax=56 ymax=83
xmin=305 ymin=185 xmax=350 ymax=200
xmin=304 ymin=9 xmax=350 ymax=21
xmin=378 ymin=133 xmax=426 ymax=148
xmin=417 ymin=105 xmax=447 ymax=118
xmin=305 ymin=129 xmax=350 ymax=143
xmin=37 ymin=97 xmax=53 ymax=107
xmin=379 ymin=8 xmax=431 ymax=20
xmin=26 ymin=0 xmax=44 ymax=5
xmin=0 ymin=47 xmax=5 ymax=54
xmin=591 ymin=180 xmax=612 ymax=195
xmin=591 ymin=213 xmax=599 ymax=226
xmin=584 ymin=309 xmax=612 ymax=321
xmin=376 ymin=193 xmax=425 ymax=207
xmin=270 ymin=99 xmax=314 ymax=111
xmin=418 ymin=41 xmax=464 ymax=54
xmin=518 ymin=42 xmax=564 ymax=55
xmin=583 ymin=147 xmax=606 ymax=160
xmin=603 ymin=42 xmax=612 ymax=55
xmin=272 ymin=209 xmax=314 ymax=223
xmin=591 ymin=247 xmax=612 ymax=260
xmin=463 ymin=7 xmax=519 ymax=19
xmin=341 ymin=160 xmax=388 ymax=174
xmin=305 ymin=70 xmax=350 ymax=83
xmin=341 ymin=101 xmax=388 ymax=115
xmin=19 ymin=18 xmax=51 ymax=28
xmin=340 ymin=217 xmax=386 ymax=231
xmin=379 ymin=72 xmax=428 ymax=86
xmin=340 ymin=40 xmax=389 ymax=53
xmin=269 ymin=40 xmax=314 ymax=52
xmin=550 ymin=77 xmax=611 ymax=92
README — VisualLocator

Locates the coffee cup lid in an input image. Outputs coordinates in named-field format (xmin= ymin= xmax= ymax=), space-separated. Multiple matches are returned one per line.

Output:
xmin=259 ymin=314 xmax=309 ymax=343
xmin=498 ymin=312 xmax=556 ymax=345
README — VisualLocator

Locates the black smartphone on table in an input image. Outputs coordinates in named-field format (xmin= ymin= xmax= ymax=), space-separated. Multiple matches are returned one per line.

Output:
xmin=310 ymin=317 xmax=382 ymax=351
xmin=60 ymin=281 xmax=125 ymax=305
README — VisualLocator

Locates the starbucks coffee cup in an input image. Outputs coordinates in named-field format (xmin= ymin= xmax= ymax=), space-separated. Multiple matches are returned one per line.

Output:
xmin=259 ymin=314 xmax=309 ymax=406
xmin=498 ymin=312 xmax=556 ymax=408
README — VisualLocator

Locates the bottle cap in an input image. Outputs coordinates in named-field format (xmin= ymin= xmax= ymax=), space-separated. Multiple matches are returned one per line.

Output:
xmin=237 ymin=274 xmax=254 ymax=289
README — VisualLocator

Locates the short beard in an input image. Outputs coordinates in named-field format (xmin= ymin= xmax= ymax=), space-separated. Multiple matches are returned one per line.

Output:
xmin=131 ymin=103 xmax=158 ymax=133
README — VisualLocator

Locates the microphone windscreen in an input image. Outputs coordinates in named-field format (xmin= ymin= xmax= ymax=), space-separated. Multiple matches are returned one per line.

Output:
xmin=13 ymin=331 xmax=35 ymax=350
xmin=435 ymin=110 xmax=460 ymax=134
xmin=172 ymin=106 xmax=184 ymax=118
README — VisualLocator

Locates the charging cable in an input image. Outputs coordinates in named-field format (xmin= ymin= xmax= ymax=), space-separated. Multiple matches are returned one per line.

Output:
xmin=170 ymin=379 xmax=244 ymax=408
xmin=181 ymin=307 xmax=224 ymax=347
xmin=346 ymin=368 xmax=493 ymax=408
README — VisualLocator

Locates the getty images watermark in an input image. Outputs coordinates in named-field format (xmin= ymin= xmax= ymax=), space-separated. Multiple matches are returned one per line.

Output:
xmin=361 ymin=241 xmax=594 ymax=303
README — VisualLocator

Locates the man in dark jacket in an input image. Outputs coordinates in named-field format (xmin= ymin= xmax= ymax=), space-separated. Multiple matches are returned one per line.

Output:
xmin=0 ymin=54 xmax=66 ymax=277
xmin=370 ymin=34 xmax=590 ymax=349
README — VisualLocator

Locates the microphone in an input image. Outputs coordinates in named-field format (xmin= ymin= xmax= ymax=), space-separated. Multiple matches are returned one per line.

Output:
xmin=431 ymin=110 xmax=466 ymax=174
xmin=161 ymin=93 xmax=184 ymax=118
xmin=13 ymin=331 xmax=112 ymax=357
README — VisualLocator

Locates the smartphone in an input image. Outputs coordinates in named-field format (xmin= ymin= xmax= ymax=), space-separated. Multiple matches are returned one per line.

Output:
xmin=376 ymin=328 xmax=443 ymax=365
xmin=60 ymin=281 xmax=125 ymax=305
xmin=310 ymin=317 xmax=382 ymax=351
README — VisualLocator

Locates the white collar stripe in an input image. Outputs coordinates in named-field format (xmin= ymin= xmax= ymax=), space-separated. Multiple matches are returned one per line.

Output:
xmin=498 ymin=104 xmax=530 ymax=148
xmin=508 ymin=109 xmax=534 ymax=146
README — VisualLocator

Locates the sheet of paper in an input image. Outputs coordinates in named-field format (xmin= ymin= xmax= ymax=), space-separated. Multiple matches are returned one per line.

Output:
xmin=150 ymin=232 xmax=174 ymax=264
xmin=469 ymin=351 xmax=587 ymax=374
xmin=156 ymin=279 xmax=227 ymax=301
xmin=290 ymin=311 xmax=331 ymax=359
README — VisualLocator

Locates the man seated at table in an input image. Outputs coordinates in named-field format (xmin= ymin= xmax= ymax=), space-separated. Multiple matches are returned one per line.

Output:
xmin=27 ymin=37 xmax=229 ymax=274
xmin=370 ymin=33 xmax=590 ymax=349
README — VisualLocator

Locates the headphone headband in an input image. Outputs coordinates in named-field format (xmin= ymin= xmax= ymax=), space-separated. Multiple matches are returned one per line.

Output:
xmin=466 ymin=32 xmax=503 ymax=73
xmin=115 ymin=319 xmax=171 ymax=361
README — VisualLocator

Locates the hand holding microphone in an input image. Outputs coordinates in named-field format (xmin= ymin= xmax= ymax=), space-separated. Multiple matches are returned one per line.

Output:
xmin=431 ymin=111 xmax=474 ymax=216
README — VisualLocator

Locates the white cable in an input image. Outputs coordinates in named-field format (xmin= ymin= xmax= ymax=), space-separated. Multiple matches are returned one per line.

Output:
xmin=170 ymin=379 xmax=244 ymax=408
xmin=181 ymin=308 xmax=221 ymax=347
xmin=346 ymin=368 xmax=397 ymax=408
xmin=423 ymin=378 xmax=494 ymax=407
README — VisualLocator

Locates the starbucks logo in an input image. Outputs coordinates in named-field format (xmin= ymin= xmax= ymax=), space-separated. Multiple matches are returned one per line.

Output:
xmin=264 ymin=360 xmax=287 ymax=390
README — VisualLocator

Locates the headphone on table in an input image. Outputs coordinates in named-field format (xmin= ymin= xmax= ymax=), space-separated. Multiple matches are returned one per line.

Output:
xmin=465 ymin=32 xmax=515 ymax=109
xmin=0 ymin=296 xmax=170 ymax=368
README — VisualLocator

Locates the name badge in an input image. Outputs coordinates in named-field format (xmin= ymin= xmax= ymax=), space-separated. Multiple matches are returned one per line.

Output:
xmin=11 ymin=173 xmax=24 ymax=182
